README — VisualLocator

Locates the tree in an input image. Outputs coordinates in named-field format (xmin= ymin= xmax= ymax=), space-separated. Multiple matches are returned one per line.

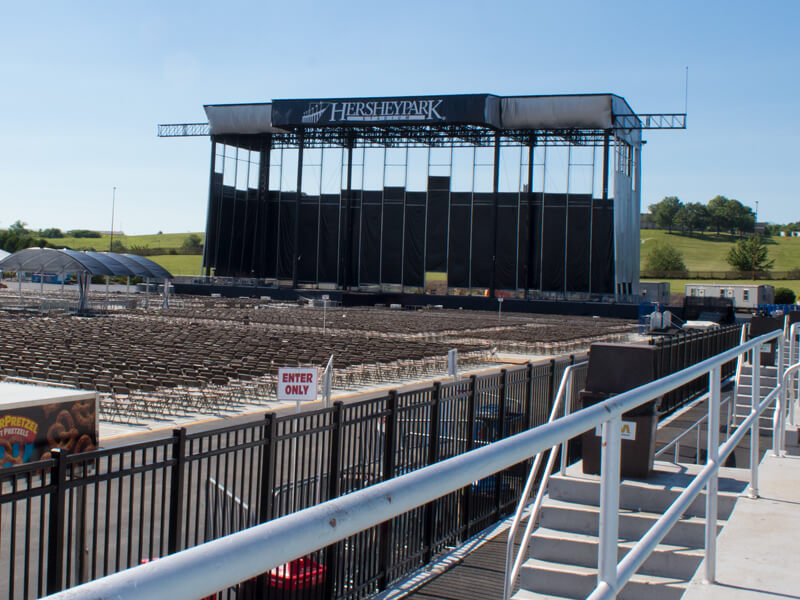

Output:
xmin=7 ymin=220 xmax=29 ymax=235
xmin=182 ymin=234 xmax=203 ymax=250
xmin=645 ymin=241 xmax=687 ymax=272
xmin=726 ymin=234 xmax=774 ymax=275
xmin=724 ymin=199 xmax=755 ymax=234
xmin=676 ymin=202 xmax=709 ymax=234
xmin=40 ymin=227 xmax=64 ymax=238
xmin=707 ymin=195 xmax=729 ymax=234
xmin=649 ymin=196 xmax=682 ymax=232
xmin=110 ymin=239 xmax=127 ymax=252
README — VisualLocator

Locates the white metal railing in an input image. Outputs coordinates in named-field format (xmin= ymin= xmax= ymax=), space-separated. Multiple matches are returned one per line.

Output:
xmin=45 ymin=330 xmax=791 ymax=600
xmin=654 ymin=391 xmax=734 ymax=464
xmin=503 ymin=362 xmax=586 ymax=600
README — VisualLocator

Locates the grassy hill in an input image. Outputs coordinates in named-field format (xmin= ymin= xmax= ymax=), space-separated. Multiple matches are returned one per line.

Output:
xmin=640 ymin=230 xmax=800 ymax=272
xmin=40 ymin=232 xmax=205 ymax=275
xmin=641 ymin=229 xmax=800 ymax=297
xmin=43 ymin=232 xmax=202 ymax=251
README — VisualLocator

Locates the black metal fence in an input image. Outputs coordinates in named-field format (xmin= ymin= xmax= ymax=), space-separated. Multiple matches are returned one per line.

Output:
xmin=0 ymin=357 xmax=584 ymax=600
xmin=649 ymin=324 xmax=742 ymax=414
xmin=0 ymin=327 xmax=741 ymax=600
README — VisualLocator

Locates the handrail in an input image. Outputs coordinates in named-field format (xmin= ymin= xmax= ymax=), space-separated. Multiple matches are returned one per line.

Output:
xmin=502 ymin=362 xmax=586 ymax=600
xmin=43 ymin=330 xmax=785 ymax=600
xmin=654 ymin=391 xmax=733 ymax=463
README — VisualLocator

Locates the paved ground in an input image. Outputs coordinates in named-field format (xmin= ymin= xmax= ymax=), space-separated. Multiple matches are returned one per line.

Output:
xmin=683 ymin=452 xmax=800 ymax=600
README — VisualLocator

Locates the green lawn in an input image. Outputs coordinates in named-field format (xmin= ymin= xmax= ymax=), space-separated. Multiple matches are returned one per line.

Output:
xmin=149 ymin=254 xmax=203 ymax=276
xmin=42 ymin=232 xmax=203 ymax=251
xmin=640 ymin=230 xmax=800 ymax=272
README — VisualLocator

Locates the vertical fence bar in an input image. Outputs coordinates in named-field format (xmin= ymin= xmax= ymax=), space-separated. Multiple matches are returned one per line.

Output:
xmin=423 ymin=383 xmax=441 ymax=563
xmin=704 ymin=366 xmax=721 ymax=584
xmin=775 ymin=335 xmax=785 ymax=455
xmin=258 ymin=414 xmax=277 ymax=524
xmin=378 ymin=390 xmax=398 ymax=589
xmin=749 ymin=348 xmax=761 ymax=498
xmin=598 ymin=416 xmax=621 ymax=598
xmin=46 ymin=449 xmax=67 ymax=595
xmin=462 ymin=375 xmax=478 ymax=537
xmin=167 ymin=428 xmax=186 ymax=555
xmin=495 ymin=370 xmax=508 ymax=518
xmin=324 ymin=402 xmax=343 ymax=599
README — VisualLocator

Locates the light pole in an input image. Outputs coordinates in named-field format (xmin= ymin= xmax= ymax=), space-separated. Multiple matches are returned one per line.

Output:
xmin=109 ymin=187 xmax=116 ymax=252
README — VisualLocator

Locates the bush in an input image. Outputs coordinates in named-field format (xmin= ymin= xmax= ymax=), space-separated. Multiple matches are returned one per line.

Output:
xmin=68 ymin=229 xmax=102 ymax=238
xmin=775 ymin=287 xmax=797 ymax=304
xmin=110 ymin=239 xmax=127 ymax=252
xmin=645 ymin=242 xmax=687 ymax=272
xmin=182 ymin=233 xmax=203 ymax=250
xmin=41 ymin=228 xmax=64 ymax=238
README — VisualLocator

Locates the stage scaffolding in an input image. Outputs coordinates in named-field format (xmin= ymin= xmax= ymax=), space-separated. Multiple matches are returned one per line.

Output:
xmin=159 ymin=93 xmax=685 ymax=300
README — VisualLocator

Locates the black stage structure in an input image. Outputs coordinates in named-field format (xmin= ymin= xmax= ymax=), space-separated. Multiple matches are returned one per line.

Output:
xmin=160 ymin=94 xmax=685 ymax=302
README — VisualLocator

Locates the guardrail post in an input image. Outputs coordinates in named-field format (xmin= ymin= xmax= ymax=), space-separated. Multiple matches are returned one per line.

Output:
xmin=258 ymin=414 xmax=277 ymax=523
xmin=598 ymin=416 xmax=621 ymax=598
xmin=378 ymin=390 xmax=398 ymax=590
xmin=423 ymin=383 xmax=442 ymax=563
xmin=167 ymin=427 xmax=187 ymax=555
xmin=47 ymin=448 xmax=67 ymax=595
xmin=749 ymin=347 xmax=761 ymax=499
xmin=324 ymin=402 xmax=344 ymax=599
xmin=775 ymin=334 xmax=786 ymax=456
xmin=704 ymin=366 xmax=721 ymax=584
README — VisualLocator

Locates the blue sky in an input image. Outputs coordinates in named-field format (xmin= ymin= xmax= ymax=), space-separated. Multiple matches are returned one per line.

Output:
xmin=1 ymin=1 xmax=798 ymax=234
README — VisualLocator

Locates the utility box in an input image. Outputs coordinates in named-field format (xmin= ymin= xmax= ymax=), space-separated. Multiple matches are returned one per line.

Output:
xmin=581 ymin=343 xmax=661 ymax=479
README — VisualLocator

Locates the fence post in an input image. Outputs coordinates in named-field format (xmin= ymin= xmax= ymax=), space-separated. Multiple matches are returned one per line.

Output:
xmin=167 ymin=428 xmax=187 ymax=555
xmin=462 ymin=375 xmax=478 ymax=538
xmin=423 ymin=382 xmax=442 ymax=563
xmin=547 ymin=359 xmax=557 ymax=409
xmin=494 ymin=370 xmax=508 ymax=518
xmin=47 ymin=448 xmax=67 ymax=595
xmin=526 ymin=362 xmax=535 ymax=431
xmin=324 ymin=402 xmax=344 ymax=599
xmin=258 ymin=414 xmax=277 ymax=524
xmin=378 ymin=390 xmax=398 ymax=590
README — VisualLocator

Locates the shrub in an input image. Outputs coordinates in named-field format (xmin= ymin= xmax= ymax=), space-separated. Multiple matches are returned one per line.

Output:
xmin=645 ymin=242 xmax=687 ymax=272
xmin=775 ymin=287 xmax=797 ymax=304
xmin=68 ymin=229 xmax=102 ymax=238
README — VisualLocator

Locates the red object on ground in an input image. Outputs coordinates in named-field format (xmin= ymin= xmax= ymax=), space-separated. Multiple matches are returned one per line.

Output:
xmin=268 ymin=557 xmax=326 ymax=598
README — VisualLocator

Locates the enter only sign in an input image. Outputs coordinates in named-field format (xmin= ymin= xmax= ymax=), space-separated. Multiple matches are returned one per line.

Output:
xmin=277 ymin=367 xmax=319 ymax=402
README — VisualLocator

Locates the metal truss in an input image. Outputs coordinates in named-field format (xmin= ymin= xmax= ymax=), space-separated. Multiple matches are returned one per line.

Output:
xmin=614 ymin=113 xmax=686 ymax=130
xmin=158 ymin=123 xmax=211 ymax=136
xmin=158 ymin=112 xmax=686 ymax=148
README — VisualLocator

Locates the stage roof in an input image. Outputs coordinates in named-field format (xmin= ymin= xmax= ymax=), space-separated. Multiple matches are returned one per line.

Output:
xmin=0 ymin=248 xmax=173 ymax=279
xmin=204 ymin=93 xmax=640 ymax=136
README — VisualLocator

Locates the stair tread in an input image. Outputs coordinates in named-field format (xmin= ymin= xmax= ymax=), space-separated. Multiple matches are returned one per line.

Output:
xmin=531 ymin=526 xmax=705 ymax=554
xmin=522 ymin=557 xmax=688 ymax=586
xmin=542 ymin=495 xmax=729 ymax=523
xmin=513 ymin=590 xmax=578 ymax=600
xmin=549 ymin=472 xmax=745 ymax=499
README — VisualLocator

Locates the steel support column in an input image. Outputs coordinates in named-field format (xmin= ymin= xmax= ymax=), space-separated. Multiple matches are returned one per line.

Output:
xmin=490 ymin=132 xmax=501 ymax=298
xmin=291 ymin=131 xmax=305 ymax=288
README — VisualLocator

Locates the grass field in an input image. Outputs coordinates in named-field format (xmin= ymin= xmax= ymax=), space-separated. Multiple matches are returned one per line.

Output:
xmin=42 ymin=232 xmax=203 ymax=250
xmin=148 ymin=255 xmax=203 ymax=275
xmin=640 ymin=230 xmax=800 ymax=271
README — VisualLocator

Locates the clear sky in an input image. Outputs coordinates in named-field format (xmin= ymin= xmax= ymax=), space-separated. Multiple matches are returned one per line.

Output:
xmin=1 ymin=1 xmax=798 ymax=234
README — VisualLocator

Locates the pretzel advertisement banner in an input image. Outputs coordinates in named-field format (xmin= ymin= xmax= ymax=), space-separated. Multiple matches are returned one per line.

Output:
xmin=0 ymin=398 xmax=98 ymax=467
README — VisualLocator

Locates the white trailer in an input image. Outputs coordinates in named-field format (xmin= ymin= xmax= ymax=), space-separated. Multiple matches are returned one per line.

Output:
xmin=684 ymin=283 xmax=774 ymax=310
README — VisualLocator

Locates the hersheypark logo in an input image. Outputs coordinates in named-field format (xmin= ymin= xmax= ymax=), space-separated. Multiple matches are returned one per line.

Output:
xmin=301 ymin=99 xmax=446 ymax=124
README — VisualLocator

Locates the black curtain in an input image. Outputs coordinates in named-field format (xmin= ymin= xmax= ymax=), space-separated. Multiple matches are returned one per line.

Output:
xmin=381 ymin=187 xmax=404 ymax=284
xmin=403 ymin=192 xmax=426 ymax=287
xmin=448 ymin=192 xmax=471 ymax=288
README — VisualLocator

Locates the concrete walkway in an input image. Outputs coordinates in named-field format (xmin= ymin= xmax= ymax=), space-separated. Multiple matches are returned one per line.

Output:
xmin=683 ymin=452 xmax=800 ymax=600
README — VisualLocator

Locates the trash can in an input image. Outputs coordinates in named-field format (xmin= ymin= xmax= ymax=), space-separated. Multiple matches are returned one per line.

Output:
xmin=267 ymin=557 xmax=326 ymax=600
xmin=750 ymin=316 xmax=783 ymax=367
xmin=580 ymin=343 xmax=661 ymax=479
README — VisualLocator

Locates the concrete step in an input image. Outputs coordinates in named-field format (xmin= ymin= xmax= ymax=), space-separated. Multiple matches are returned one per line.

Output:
xmin=548 ymin=466 xmax=743 ymax=520
xmin=512 ymin=589 xmax=579 ymax=600
xmin=519 ymin=557 xmax=686 ymax=600
xmin=538 ymin=498 xmax=716 ymax=547
xmin=529 ymin=527 xmax=704 ymax=579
